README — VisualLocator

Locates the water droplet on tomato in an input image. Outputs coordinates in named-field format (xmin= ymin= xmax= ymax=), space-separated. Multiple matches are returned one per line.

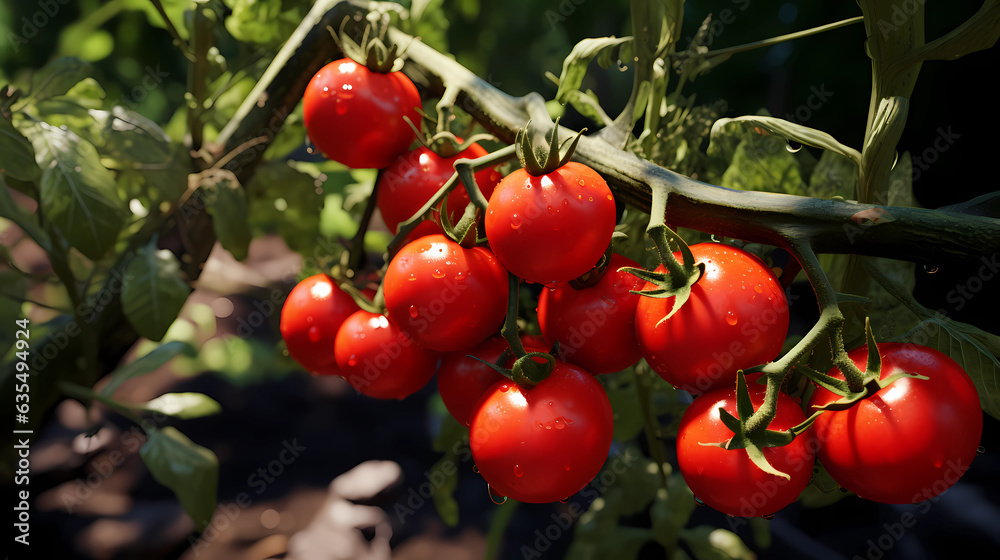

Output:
xmin=307 ymin=326 xmax=321 ymax=342
xmin=554 ymin=418 xmax=565 ymax=429
xmin=408 ymin=305 xmax=419 ymax=318
xmin=694 ymin=496 xmax=706 ymax=506
xmin=606 ymin=194 xmax=613 ymax=201
xmin=472 ymin=465 xmax=480 ymax=473
xmin=408 ymin=273 xmax=417 ymax=281
xmin=547 ymin=205 xmax=554 ymax=215
xmin=564 ymin=417 xmax=573 ymax=424
xmin=488 ymin=485 xmax=508 ymax=505
xmin=500 ymin=384 xmax=510 ymax=392
xmin=564 ymin=464 xmax=571 ymax=472
xmin=726 ymin=311 xmax=738 ymax=326
xmin=577 ymin=194 xmax=583 ymax=201
xmin=588 ymin=196 xmax=594 ymax=202
xmin=762 ymin=513 xmax=776 ymax=520
xmin=510 ymin=214 xmax=522 ymax=229
xmin=348 ymin=355 xmax=357 ymax=367
xmin=548 ymin=401 xmax=554 ymax=406
xmin=754 ymin=284 xmax=763 ymax=293
xmin=432 ymin=269 xmax=446 ymax=279
xmin=923 ymin=264 xmax=939 ymax=274
xmin=578 ymin=179 xmax=585 ymax=186
xmin=335 ymin=99 xmax=348 ymax=115
xmin=558 ymin=497 xmax=569 ymax=503
xmin=562 ymin=198 xmax=569 ymax=206
xmin=514 ymin=464 xmax=524 ymax=477
xmin=977 ymin=446 xmax=986 ymax=455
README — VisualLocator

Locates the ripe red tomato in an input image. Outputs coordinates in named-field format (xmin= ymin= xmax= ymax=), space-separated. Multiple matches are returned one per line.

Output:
xmin=383 ymin=234 xmax=509 ymax=352
xmin=438 ymin=334 xmax=544 ymax=426
xmin=808 ymin=343 xmax=983 ymax=504
xmin=333 ymin=310 xmax=438 ymax=399
xmin=485 ymin=162 xmax=616 ymax=285
xmin=376 ymin=143 xmax=502 ymax=239
xmin=635 ymin=243 xmax=788 ymax=394
xmin=677 ymin=382 xmax=815 ymax=517
xmin=537 ymin=254 xmax=645 ymax=374
xmin=469 ymin=361 xmax=613 ymax=503
xmin=279 ymin=274 xmax=359 ymax=374
xmin=302 ymin=58 xmax=421 ymax=169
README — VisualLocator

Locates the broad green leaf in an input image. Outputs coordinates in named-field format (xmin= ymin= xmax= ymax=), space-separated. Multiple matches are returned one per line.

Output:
xmin=808 ymin=150 xmax=857 ymax=199
xmin=718 ymin=135 xmax=807 ymax=196
xmin=555 ymin=36 xmax=633 ymax=106
xmin=140 ymin=392 xmax=222 ymax=419
xmin=223 ymin=0 xmax=303 ymax=45
xmin=26 ymin=58 xmax=92 ymax=103
xmin=121 ymin=241 xmax=191 ymax=341
xmin=710 ymin=115 xmax=861 ymax=166
xmin=429 ymin=452 xmax=459 ymax=527
xmin=121 ymin=0 xmax=190 ymax=39
xmin=202 ymin=171 xmax=251 ymax=261
xmin=607 ymin=383 xmax=643 ymax=442
xmin=140 ymin=426 xmax=218 ymax=531
xmin=246 ymin=161 xmax=324 ymax=254
xmin=100 ymin=340 xmax=194 ymax=397
xmin=23 ymin=122 xmax=124 ymax=259
xmin=0 ymin=118 xmax=41 ymax=182
xmin=0 ymin=183 xmax=51 ymax=252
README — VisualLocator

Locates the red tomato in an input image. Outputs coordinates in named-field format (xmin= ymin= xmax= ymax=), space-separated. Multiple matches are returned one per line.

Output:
xmin=808 ymin=343 xmax=983 ymax=504
xmin=469 ymin=361 xmax=614 ymax=503
xmin=677 ymin=382 xmax=815 ymax=517
xmin=376 ymin=143 xmax=502 ymax=239
xmin=383 ymin=234 xmax=508 ymax=352
xmin=485 ymin=162 xmax=616 ymax=285
xmin=302 ymin=58 xmax=421 ymax=169
xmin=537 ymin=254 xmax=644 ymax=374
xmin=279 ymin=274 xmax=359 ymax=374
xmin=438 ymin=334 xmax=544 ymax=426
xmin=333 ymin=310 xmax=437 ymax=399
xmin=635 ymin=243 xmax=788 ymax=394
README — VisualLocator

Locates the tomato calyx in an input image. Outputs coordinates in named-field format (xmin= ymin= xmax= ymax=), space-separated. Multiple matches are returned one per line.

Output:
xmin=801 ymin=318 xmax=929 ymax=412
xmin=699 ymin=372 xmax=816 ymax=480
xmin=331 ymin=14 xmax=408 ymax=74
xmin=515 ymin=117 xmax=586 ymax=176
xmin=621 ymin=225 xmax=704 ymax=324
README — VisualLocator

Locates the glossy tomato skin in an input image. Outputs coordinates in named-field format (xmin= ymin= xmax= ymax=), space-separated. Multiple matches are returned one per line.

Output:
xmin=279 ymin=274 xmax=359 ymax=374
xmin=302 ymin=59 xmax=421 ymax=169
xmin=635 ymin=243 xmax=788 ymax=394
xmin=470 ymin=361 xmax=614 ymax=503
xmin=333 ymin=310 xmax=438 ymax=399
xmin=438 ymin=334 xmax=544 ymax=426
xmin=537 ymin=254 xmax=644 ymax=374
xmin=377 ymin=143 xmax=502 ymax=239
xmin=808 ymin=343 xmax=982 ymax=504
xmin=485 ymin=162 xmax=616 ymax=285
xmin=678 ymin=383 xmax=815 ymax=517
xmin=383 ymin=234 xmax=508 ymax=352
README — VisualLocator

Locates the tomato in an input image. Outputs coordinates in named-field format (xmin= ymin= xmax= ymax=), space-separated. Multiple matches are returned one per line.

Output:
xmin=537 ymin=254 xmax=645 ymax=374
xmin=635 ymin=243 xmax=788 ymax=394
xmin=279 ymin=274 xmax=359 ymax=374
xmin=677 ymin=382 xmax=815 ymax=517
xmin=808 ymin=343 xmax=983 ymax=504
xmin=302 ymin=58 xmax=421 ymax=169
xmin=485 ymin=162 xmax=616 ymax=285
xmin=438 ymin=334 xmax=546 ymax=426
xmin=383 ymin=234 xmax=508 ymax=352
xmin=377 ymin=143 xmax=502 ymax=239
xmin=469 ymin=361 xmax=614 ymax=503
xmin=333 ymin=310 xmax=438 ymax=399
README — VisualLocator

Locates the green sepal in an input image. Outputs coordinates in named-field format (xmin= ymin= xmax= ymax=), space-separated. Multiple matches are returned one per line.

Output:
xmin=515 ymin=118 xmax=586 ymax=176
xmin=795 ymin=363 xmax=852 ymax=396
xmin=863 ymin=317 xmax=882 ymax=383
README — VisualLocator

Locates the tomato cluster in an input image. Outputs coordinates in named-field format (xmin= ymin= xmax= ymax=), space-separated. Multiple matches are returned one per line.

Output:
xmin=279 ymin=57 xmax=984 ymax=512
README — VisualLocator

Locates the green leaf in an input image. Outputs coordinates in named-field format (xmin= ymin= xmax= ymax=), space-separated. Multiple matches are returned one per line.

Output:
xmin=101 ymin=340 xmax=194 ymax=397
xmin=681 ymin=526 xmax=755 ymax=560
xmin=607 ymin=383 xmax=643 ymax=441
xmin=0 ymin=117 xmax=41 ymax=182
xmin=23 ymin=121 xmax=124 ymax=259
xmin=429 ymin=453 xmax=459 ymax=526
xmin=808 ymin=149 xmax=857 ymax=199
xmin=0 ymin=181 xmax=51 ymax=252
xmin=90 ymin=107 xmax=187 ymax=201
xmin=246 ymin=161 xmax=325 ymax=254
xmin=223 ymin=0 xmax=303 ymax=45
xmin=202 ymin=171 xmax=251 ymax=261
xmin=140 ymin=426 xmax=218 ymax=531
xmin=718 ymin=135 xmax=809 ymax=196
xmin=710 ymin=115 xmax=861 ymax=166
xmin=140 ymin=392 xmax=222 ymax=419
xmin=555 ymin=36 xmax=633 ymax=106
xmin=26 ymin=57 xmax=92 ymax=103
xmin=122 ymin=241 xmax=191 ymax=341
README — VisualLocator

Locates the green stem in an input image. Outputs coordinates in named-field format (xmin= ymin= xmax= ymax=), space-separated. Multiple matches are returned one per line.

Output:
xmin=698 ymin=16 xmax=864 ymax=63
xmin=187 ymin=6 xmax=214 ymax=158
xmin=57 ymin=380 xmax=145 ymax=427
xmin=347 ymin=171 xmax=382 ymax=272
xmin=147 ymin=0 xmax=194 ymax=61
xmin=484 ymin=499 xmax=518 ymax=559
xmin=500 ymin=272 xmax=526 ymax=358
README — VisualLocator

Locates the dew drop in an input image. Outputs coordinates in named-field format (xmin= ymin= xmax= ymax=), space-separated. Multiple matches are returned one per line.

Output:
xmin=335 ymin=99 xmax=348 ymax=115
xmin=545 ymin=424 xmax=552 ymax=430
xmin=697 ymin=466 xmax=704 ymax=475
xmin=606 ymin=194 xmax=613 ymax=201
xmin=762 ymin=513 xmax=776 ymax=520
xmin=348 ymin=355 xmax=358 ymax=367
xmin=548 ymin=401 xmax=554 ymax=406
xmin=562 ymin=198 xmax=569 ymax=206
xmin=578 ymin=179 xmax=585 ymax=186
xmin=558 ymin=497 xmax=569 ymax=503
xmin=510 ymin=214 xmax=522 ymax=230
xmin=694 ymin=496 xmax=706 ymax=506
xmin=710 ymin=234 xmax=721 ymax=242
xmin=554 ymin=418 xmax=565 ymax=430
xmin=500 ymin=383 xmax=510 ymax=392
xmin=577 ymin=194 xmax=583 ymax=201
xmin=514 ymin=464 xmax=524 ymax=477
xmin=726 ymin=311 xmax=738 ymax=326
xmin=408 ymin=305 xmax=419 ymax=318
xmin=754 ymin=284 xmax=763 ymax=293
xmin=923 ymin=265 xmax=939 ymax=274
xmin=588 ymin=196 xmax=594 ymax=202
xmin=408 ymin=273 xmax=417 ymax=281
xmin=433 ymin=269 xmax=446 ymax=279
xmin=547 ymin=205 xmax=554 ymax=215
xmin=786 ymin=143 xmax=802 ymax=153
xmin=564 ymin=417 xmax=573 ymax=424
xmin=308 ymin=326 xmax=321 ymax=342
xmin=488 ymin=485 xmax=508 ymax=505
xmin=564 ymin=464 xmax=571 ymax=472
xmin=472 ymin=465 xmax=480 ymax=473
xmin=977 ymin=446 xmax=986 ymax=455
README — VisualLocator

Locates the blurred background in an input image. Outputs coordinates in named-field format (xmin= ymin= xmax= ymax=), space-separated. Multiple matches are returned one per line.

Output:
xmin=2 ymin=0 xmax=998 ymax=558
